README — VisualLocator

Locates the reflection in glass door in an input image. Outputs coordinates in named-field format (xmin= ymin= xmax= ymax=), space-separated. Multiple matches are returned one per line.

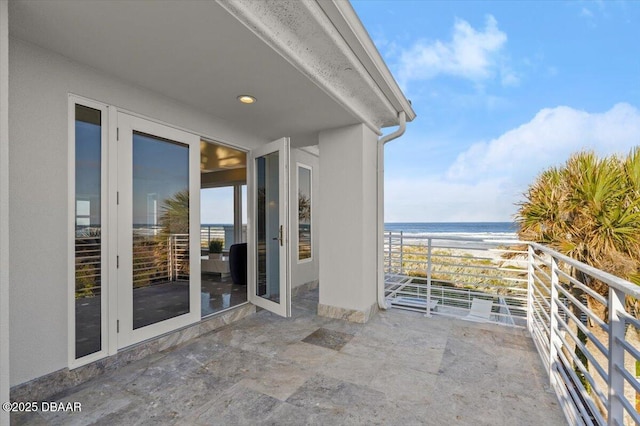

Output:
xmin=117 ymin=113 xmax=200 ymax=348
xmin=132 ymin=132 xmax=190 ymax=329
xmin=73 ymin=101 xmax=106 ymax=361
xmin=256 ymin=152 xmax=280 ymax=303
xmin=248 ymin=138 xmax=290 ymax=317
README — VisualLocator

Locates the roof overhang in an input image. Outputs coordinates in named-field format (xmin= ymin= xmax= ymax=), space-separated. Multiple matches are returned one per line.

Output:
xmin=9 ymin=0 xmax=414 ymax=141
xmin=218 ymin=0 xmax=416 ymax=133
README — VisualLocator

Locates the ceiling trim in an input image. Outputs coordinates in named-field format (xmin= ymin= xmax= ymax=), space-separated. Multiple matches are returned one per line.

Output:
xmin=216 ymin=0 xmax=414 ymax=134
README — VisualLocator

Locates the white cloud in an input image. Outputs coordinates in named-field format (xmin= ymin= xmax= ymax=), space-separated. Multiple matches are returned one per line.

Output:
xmin=448 ymin=103 xmax=640 ymax=186
xmin=581 ymin=7 xmax=594 ymax=18
xmin=397 ymin=15 xmax=512 ymax=87
xmin=387 ymin=103 xmax=640 ymax=222
xmin=385 ymin=176 xmax=514 ymax=222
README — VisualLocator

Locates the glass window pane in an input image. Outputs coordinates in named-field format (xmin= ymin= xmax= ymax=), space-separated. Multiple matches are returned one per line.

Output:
xmin=132 ymin=132 xmax=190 ymax=329
xmin=298 ymin=166 xmax=312 ymax=261
xmin=200 ymin=187 xmax=233 ymax=251
xmin=242 ymin=184 xmax=247 ymax=243
xmin=75 ymin=104 xmax=102 ymax=359
xmin=256 ymin=152 xmax=280 ymax=303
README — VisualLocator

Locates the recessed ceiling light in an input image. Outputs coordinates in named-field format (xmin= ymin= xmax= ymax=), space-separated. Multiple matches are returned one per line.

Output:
xmin=237 ymin=95 xmax=256 ymax=104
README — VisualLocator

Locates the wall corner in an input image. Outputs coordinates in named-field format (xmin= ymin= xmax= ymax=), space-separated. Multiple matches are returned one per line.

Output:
xmin=1 ymin=0 xmax=11 ymax=423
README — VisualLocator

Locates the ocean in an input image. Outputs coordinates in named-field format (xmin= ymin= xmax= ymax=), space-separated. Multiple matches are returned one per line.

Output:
xmin=201 ymin=222 xmax=520 ymax=240
xmin=384 ymin=222 xmax=518 ymax=239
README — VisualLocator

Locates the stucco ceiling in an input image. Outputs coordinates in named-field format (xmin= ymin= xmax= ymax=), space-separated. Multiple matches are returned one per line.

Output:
xmin=9 ymin=0 xmax=362 ymax=142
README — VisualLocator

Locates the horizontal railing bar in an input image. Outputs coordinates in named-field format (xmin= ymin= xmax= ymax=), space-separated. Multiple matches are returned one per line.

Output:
xmin=531 ymin=285 xmax=550 ymax=302
xmin=532 ymin=315 xmax=550 ymax=338
xmin=554 ymin=348 xmax=604 ymax=425
xmin=555 ymin=268 xmax=608 ymax=307
xmin=617 ymin=310 xmax=640 ymax=331
xmin=555 ymin=301 xmax=609 ymax=360
xmin=532 ymin=264 xmax=551 ymax=282
xmin=617 ymin=336 xmax=640 ymax=363
xmin=530 ymin=242 xmax=640 ymax=298
xmin=383 ymin=232 xmax=524 ymax=243
xmin=616 ymin=363 xmax=640 ymax=395
xmin=531 ymin=287 xmax=551 ymax=307
xmin=616 ymin=388 xmax=640 ymax=425
xmin=554 ymin=283 xmax=608 ymax=333
xmin=406 ymin=278 xmax=528 ymax=294
xmin=553 ymin=337 xmax=609 ymax=412
xmin=532 ymin=301 xmax=551 ymax=323
xmin=531 ymin=250 xmax=548 ymax=262
xmin=429 ymin=252 xmax=520 ymax=262
xmin=430 ymin=270 xmax=523 ymax=283
xmin=554 ymin=312 xmax=609 ymax=381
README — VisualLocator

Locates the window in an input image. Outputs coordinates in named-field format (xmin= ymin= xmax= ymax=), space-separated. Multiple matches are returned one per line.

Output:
xmin=74 ymin=103 xmax=104 ymax=359
xmin=297 ymin=164 xmax=312 ymax=261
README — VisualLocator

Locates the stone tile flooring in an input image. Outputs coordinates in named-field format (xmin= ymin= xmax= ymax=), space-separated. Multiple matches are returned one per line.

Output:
xmin=12 ymin=288 xmax=566 ymax=425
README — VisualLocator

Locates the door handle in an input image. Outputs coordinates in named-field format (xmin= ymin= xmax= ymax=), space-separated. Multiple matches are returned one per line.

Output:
xmin=272 ymin=226 xmax=284 ymax=246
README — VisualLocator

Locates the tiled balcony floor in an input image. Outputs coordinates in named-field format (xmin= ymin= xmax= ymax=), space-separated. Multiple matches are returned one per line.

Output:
xmin=13 ymin=288 xmax=566 ymax=425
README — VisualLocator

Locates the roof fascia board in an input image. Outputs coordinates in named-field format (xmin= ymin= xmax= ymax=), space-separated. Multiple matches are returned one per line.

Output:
xmin=216 ymin=0 xmax=405 ymax=133
xmin=317 ymin=1 xmax=415 ymax=123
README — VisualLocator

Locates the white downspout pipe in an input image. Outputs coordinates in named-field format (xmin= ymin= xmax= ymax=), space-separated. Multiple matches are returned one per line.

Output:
xmin=376 ymin=111 xmax=407 ymax=310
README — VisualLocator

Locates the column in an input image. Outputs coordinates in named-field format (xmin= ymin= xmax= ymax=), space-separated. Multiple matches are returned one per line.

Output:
xmin=317 ymin=123 xmax=378 ymax=323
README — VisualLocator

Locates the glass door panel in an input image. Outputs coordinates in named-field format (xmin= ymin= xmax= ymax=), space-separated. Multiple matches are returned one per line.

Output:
xmin=132 ymin=132 xmax=190 ymax=329
xmin=248 ymin=138 xmax=290 ymax=317
xmin=256 ymin=152 xmax=280 ymax=303
xmin=117 ymin=113 xmax=200 ymax=348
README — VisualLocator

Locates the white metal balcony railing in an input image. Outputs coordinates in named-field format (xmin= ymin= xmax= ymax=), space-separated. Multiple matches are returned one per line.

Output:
xmin=75 ymin=234 xmax=101 ymax=298
xmin=383 ymin=231 xmax=640 ymax=426
xmin=75 ymin=225 xmax=241 ymax=295
xmin=200 ymin=224 xmax=247 ymax=251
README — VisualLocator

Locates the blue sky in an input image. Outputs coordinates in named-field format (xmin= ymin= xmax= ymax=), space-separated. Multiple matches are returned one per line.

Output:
xmin=352 ymin=0 xmax=640 ymax=222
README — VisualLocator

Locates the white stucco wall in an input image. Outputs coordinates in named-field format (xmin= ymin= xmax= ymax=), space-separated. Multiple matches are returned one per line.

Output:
xmin=8 ymin=39 xmax=268 ymax=386
xmin=1 ymin=1 xmax=10 ymax=422
xmin=289 ymin=148 xmax=319 ymax=289
xmin=318 ymin=124 xmax=378 ymax=313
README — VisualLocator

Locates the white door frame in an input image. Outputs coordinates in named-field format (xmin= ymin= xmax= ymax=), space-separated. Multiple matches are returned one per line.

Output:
xmin=247 ymin=137 xmax=291 ymax=317
xmin=115 ymin=112 xmax=201 ymax=349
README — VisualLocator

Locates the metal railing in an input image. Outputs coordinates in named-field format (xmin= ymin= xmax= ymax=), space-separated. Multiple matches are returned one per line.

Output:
xmin=168 ymin=234 xmax=189 ymax=281
xmin=200 ymin=224 xmax=246 ymax=251
xmin=75 ymin=234 xmax=101 ymax=298
xmin=383 ymin=231 xmax=640 ymax=425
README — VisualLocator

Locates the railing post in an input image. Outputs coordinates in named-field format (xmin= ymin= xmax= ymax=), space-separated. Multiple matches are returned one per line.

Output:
xmin=608 ymin=287 xmax=626 ymax=425
xmin=425 ymin=238 xmax=433 ymax=318
xmin=167 ymin=235 xmax=172 ymax=280
xmin=527 ymin=245 xmax=534 ymax=334
xmin=548 ymin=256 xmax=560 ymax=390
xmin=388 ymin=232 xmax=392 ymax=272
xmin=399 ymin=231 xmax=404 ymax=275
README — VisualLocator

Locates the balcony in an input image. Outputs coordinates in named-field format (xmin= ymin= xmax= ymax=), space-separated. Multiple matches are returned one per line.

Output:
xmin=12 ymin=285 xmax=564 ymax=425
xmin=15 ymin=232 xmax=637 ymax=425
xmin=384 ymin=232 xmax=640 ymax=425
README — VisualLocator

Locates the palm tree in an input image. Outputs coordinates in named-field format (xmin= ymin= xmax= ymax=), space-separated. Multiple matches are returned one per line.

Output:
xmin=518 ymin=149 xmax=640 ymax=287
xmin=298 ymin=192 xmax=311 ymax=223
xmin=159 ymin=189 xmax=190 ymax=235
xmin=516 ymin=148 xmax=640 ymax=410
xmin=132 ymin=189 xmax=190 ymax=287
xmin=158 ymin=189 xmax=190 ymax=279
